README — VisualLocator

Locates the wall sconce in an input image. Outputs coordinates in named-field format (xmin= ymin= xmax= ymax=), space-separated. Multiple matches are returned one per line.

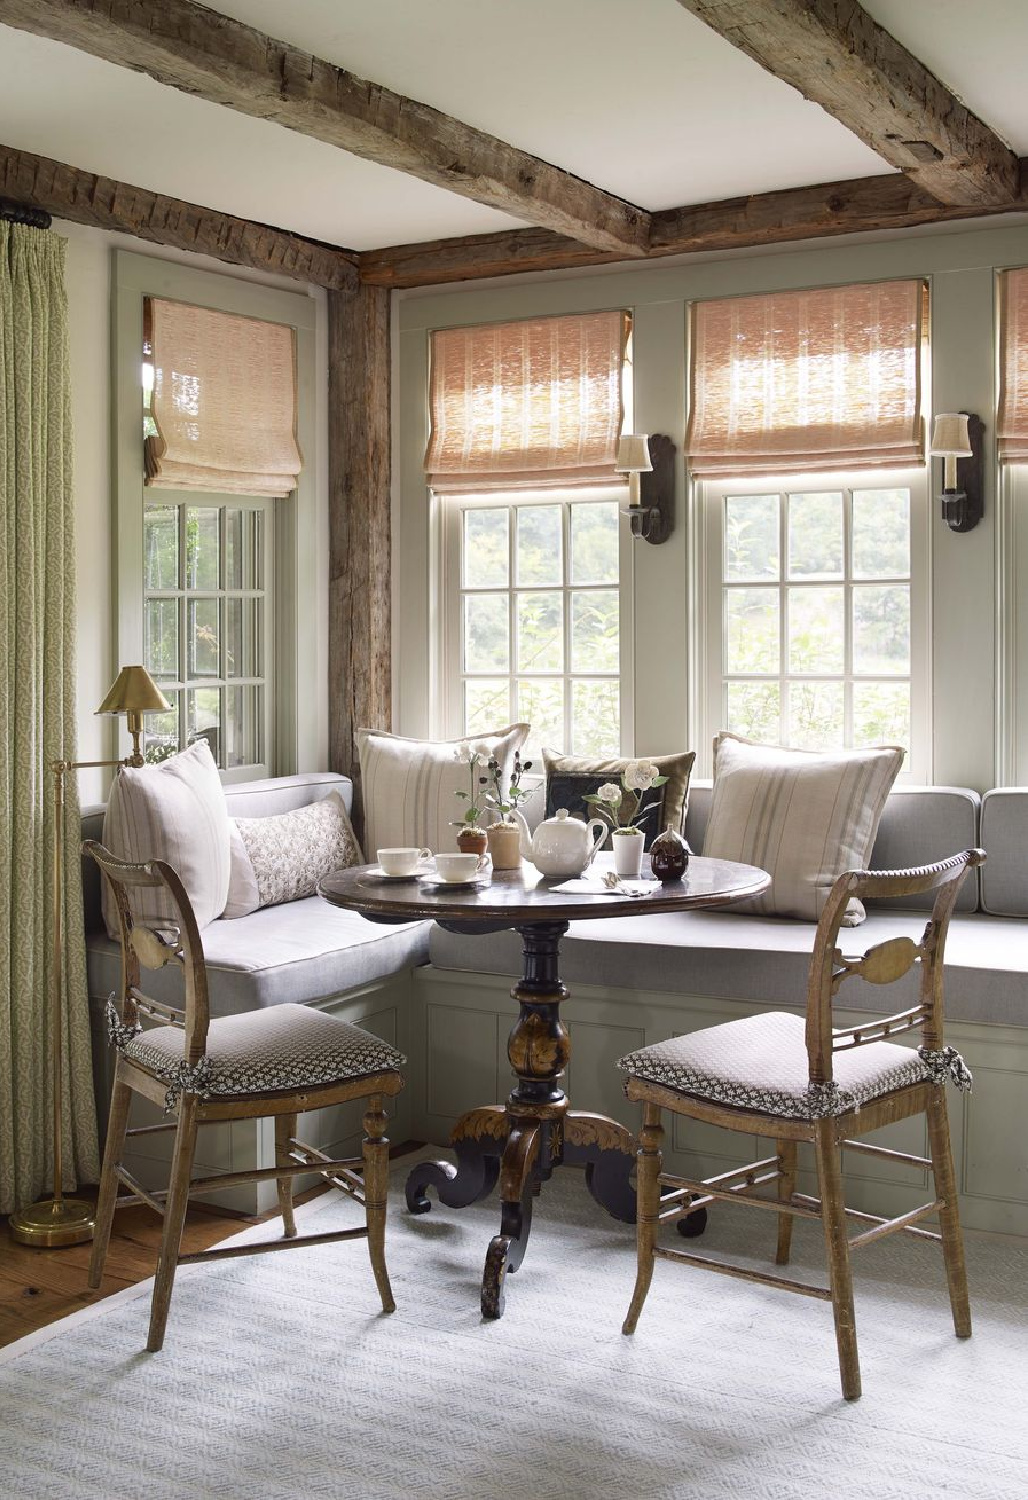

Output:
xmin=930 ymin=412 xmax=985 ymax=533
xmin=615 ymin=432 xmax=675 ymax=544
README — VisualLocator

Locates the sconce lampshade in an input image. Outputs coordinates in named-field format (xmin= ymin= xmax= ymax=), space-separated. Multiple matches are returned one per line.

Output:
xmin=930 ymin=413 xmax=973 ymax=458
xmin=95 ymin=665 xmax=171 ymax=717
xmin=614 ymin=434 xmax=653 ymax=474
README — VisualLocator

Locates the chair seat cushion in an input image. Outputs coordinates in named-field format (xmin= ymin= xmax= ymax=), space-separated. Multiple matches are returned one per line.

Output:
xmin=123 ymin=1003 xmax=405 ymax=1106
xmin=617 ymin=1011 xmax=931 ymax=1119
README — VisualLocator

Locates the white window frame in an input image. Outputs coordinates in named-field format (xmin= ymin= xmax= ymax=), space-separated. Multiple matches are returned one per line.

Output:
xmin=695 ymin=465 xmax=931 ymax=781
xmin=997 ymin=463 xmax=1028 ymax=784
xmin=435 ymin=484 xmax=635 ymax=756
xmin=112 ymin=251 xmax=318 ymax=781
xmin=142 ymin=491 xmax=274 ymax=777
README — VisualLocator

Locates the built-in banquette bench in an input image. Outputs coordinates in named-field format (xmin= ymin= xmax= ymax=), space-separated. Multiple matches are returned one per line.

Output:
xmin=83 ymin=775 xmax=1028 ymax=1234
xmin=82 ymin=773 xmax=429 ymax=1212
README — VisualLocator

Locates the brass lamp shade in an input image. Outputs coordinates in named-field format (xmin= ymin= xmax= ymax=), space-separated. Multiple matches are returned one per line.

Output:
xmin=96 ymin=664 xmax=171 ymax=716
xmin=96 ymin=664 xmax=171 ymax=768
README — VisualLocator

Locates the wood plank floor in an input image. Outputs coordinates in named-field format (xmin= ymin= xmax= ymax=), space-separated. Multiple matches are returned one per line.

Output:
xmin=0 ymin=1143 xmax=421 ymax=1350
xmin=0 ymin=1190 xmax=270 ymax=1349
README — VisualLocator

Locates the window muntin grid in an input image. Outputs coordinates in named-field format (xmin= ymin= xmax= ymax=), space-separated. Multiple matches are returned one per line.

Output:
xmin=142 ymin=497 xmax=269 ymax=771
xmin=451 ymin=492 xmax=623 ymax=759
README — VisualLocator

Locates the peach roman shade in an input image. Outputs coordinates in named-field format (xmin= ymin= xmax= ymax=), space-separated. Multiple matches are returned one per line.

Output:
xmin=687 ymin=280 xmax=926 ymax=476
xmin=145 ymin=298 xmax=302 ymax=497
xmin=998 ymin=267 xmax=1028 ymax=461
xmin=426 ymin=310 xmax=629 ymax=491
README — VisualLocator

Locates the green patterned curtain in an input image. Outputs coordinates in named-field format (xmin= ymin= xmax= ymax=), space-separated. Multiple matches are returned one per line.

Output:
xmin=0 ymin=221 xmax=100 ymax=1213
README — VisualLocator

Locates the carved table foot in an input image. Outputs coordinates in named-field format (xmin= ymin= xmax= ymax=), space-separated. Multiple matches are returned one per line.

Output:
xmin=563 ymin=1110 xmax=638 ymax=1224
xmin=481 ymin=1119 xmax=542 ymax=1318
xmin=405 ymin=1105 xmax=506 ymax=1215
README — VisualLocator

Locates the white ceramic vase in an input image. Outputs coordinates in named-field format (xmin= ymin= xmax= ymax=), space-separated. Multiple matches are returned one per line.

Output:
xmin=612 ymin=827 xmax=645 ymax=878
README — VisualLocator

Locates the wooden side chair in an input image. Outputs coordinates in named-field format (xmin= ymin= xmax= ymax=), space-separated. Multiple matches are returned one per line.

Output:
xmin=84 ymin=840 xmax=405 ymax=1352
xmin=618 ymin=850 xmax=985 ymax=1401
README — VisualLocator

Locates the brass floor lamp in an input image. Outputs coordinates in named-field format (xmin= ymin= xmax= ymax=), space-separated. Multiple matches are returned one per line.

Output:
xmin=10 ymin=666 xmax=171 ymax=1247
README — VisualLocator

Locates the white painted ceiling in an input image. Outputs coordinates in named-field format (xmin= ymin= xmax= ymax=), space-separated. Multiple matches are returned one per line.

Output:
xmin=0 ymin=0 xmax=1025 ymax=254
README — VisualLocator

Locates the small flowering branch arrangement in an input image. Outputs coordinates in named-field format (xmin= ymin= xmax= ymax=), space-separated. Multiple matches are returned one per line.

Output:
xmin=583 ymin=760 xmax=667 ymax=833
xmin=450 ymin=741 xmax=494 ymax=829
xmin=484 ymin=750 xmax=534 ymax=823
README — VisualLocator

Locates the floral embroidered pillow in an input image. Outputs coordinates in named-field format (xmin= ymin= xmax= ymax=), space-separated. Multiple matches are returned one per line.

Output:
xmin=223 ymin=792 xmax=362 ymax=918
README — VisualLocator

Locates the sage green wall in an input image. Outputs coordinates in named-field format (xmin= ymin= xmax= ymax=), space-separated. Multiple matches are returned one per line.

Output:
xmin=396 ymin=216 xmax=1028 ymax=793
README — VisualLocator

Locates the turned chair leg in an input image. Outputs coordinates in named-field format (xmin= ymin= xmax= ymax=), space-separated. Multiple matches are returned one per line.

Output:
xmin=814 ymin=1119 xmax=861 ymax=1401
xmin=925 ymin=1089 xmax=972 ymax=1339
xmin=362 ymin=1095 xmax=395 ymax=1314
xmin=623 ymin=1102 xmax=663 ymax=1336
xmin=147 ymin=1095 xmax=199 ymax=1354
xmin=88 ymin=1075 xmax=133 ymax=1290
xmin=275 ymin=1112 xmax=298 ymax=1239
xmin=775 ymin=1138 xmax=798 ymax=1266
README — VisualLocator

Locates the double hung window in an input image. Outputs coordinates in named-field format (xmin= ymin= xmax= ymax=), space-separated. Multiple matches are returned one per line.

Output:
xmin=443 ymin=488 xmax=623 ymax=758
xmin=690 ymin=279 xmax=929 ymax=776
xmin=427 ymin=311 xmax=631 ymax=757
xmin=113 ymin=255 xmax=316 ymax=781
xmin=701 ymin=471 xmax=925 ymax=764
xmin=143 ymin=496 xmax=270 ymax=770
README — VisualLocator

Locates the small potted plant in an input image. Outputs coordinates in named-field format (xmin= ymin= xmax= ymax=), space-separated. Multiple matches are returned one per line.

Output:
xmin=483 ymin=750 xmax=534 ymax=869
xmin=450 ymin=742 xmax=492 ymax=855
xmin=584 ymin=761 xmax=668 ymax=878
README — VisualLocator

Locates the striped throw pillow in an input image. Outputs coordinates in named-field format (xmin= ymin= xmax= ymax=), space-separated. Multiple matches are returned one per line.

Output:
xmin=101 ymin=738 xmax=231 ymax=938
xmin=357 ymin=725 xmax=529 ymax=859
xmin=702 ymin=732 xmax=904 ymax=924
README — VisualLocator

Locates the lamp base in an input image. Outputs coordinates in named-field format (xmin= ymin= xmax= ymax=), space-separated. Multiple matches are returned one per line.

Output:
xmin=9 ymin=1196 xmax=95 ymax=1247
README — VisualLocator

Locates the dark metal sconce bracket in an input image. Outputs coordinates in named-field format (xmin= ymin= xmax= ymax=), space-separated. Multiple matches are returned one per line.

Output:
xmin=631 ymin=433 xmax=676 ymax=544
xmin=942 ymin=411 xmax=985 ymax=534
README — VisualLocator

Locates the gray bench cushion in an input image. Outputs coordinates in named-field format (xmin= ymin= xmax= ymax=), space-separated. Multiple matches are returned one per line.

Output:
xmin=89 ymin=898 xmax=430 ymax=1016
xmin=685 ymin=783 xmax=981 ymax=913
xmin=980 ymin=789 xmax=1028 ymax=916
xmin=428 ymin=909 xmax=1027 ymax=1029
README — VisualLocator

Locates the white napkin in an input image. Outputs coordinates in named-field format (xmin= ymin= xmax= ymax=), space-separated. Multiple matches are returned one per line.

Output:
xmin=550 ymin=873 xmax=655 ymax=897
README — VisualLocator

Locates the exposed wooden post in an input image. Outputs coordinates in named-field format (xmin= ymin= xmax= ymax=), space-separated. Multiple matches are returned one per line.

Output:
xmin=328 ymin=284 xmax=391 ymax=842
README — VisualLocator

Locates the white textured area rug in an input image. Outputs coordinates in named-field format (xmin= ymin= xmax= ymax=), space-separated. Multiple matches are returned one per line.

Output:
xmin=2 ymin=1156 xmax=1026 ymax=1500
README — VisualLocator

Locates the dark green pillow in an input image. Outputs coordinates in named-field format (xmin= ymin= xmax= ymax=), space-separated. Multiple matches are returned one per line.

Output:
xmin=541 ymin=749 xmax=696 ymax=851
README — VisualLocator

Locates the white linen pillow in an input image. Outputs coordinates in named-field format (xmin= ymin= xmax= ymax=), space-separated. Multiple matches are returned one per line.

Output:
xmin=356 ymin=724 xmax=530 ymax=857
xmin=101 ymin=738 xmax=230 ymax=937
xmin=222 ymin=792 xmax=362 ymax=917
xmin=701 ymin=732 xmax=904 ymax=925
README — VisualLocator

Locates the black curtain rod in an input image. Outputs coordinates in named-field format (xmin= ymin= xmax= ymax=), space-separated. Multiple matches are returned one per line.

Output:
xmin=0 ymin=197 xmax=52 ymax=230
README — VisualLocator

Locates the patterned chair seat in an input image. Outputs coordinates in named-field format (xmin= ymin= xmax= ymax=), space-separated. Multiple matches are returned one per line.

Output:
xmin=618 ymin=1011 xmax=933 ymax=1120
xmin=123 ymin=1002 xmax=405 ymax=1108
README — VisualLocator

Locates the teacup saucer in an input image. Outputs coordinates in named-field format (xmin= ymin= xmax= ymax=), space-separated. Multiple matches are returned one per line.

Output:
xmin=364 ymin=864 xmax=432 ymax=884
xmin=417 ymin=875 xmax=490 ymax=892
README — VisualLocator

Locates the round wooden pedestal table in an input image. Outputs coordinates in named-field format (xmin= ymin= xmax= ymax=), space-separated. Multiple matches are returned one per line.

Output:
xmin=319 ymin=856 xmax=769 ymax=1319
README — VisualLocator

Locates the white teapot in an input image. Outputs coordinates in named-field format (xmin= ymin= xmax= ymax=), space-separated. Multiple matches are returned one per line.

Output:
xmin=512 ymin=807 xmax=607 ymax=878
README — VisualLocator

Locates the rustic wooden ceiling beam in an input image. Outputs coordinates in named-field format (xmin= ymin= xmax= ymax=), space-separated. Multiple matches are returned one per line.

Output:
xmin=674 ymin=0 xmax=1020 ymax=208
xmin=359 ymin=166 xmax=1028 ymax=289
xmin=0 ymin=140 xmax=359 ymax=288
xmin=0 ymin=0 xmax=651 ymax=256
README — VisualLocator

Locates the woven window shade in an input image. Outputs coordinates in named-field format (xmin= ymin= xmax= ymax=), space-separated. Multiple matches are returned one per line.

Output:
xmin=687 ymin=280 xmax=926 ymax=476
xmin=998 ymin=267 xmax=1028 ymax=461
xmin=425 ymin=310 xmax=629 ymax=492
xmin=145 ymin=298 xmax=302 ymax=497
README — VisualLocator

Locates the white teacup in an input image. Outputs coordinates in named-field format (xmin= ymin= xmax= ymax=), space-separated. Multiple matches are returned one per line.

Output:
xmin=434 ymin=852 xmax=490 ymax=883
xmin=377 ymin=846 xmax=432 ymax=877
